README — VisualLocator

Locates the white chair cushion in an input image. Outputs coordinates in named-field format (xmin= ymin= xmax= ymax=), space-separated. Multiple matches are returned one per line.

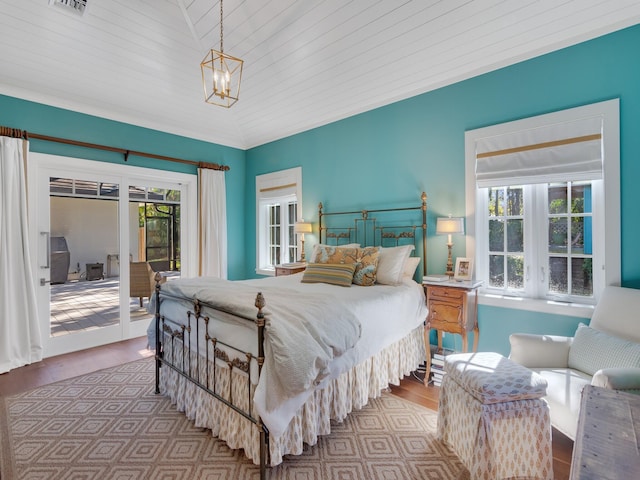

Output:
xmin=509 ymin=333 xmax=572 ymax=368
xmin=529 ymin=367 xmax=591 ymax=440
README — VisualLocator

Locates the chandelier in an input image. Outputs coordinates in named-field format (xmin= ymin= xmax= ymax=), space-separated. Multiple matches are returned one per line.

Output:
xmin=200 ymin=0 xmax=243 ymax=108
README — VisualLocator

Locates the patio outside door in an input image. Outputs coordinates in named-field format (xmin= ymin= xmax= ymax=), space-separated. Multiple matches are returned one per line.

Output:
xmin=129 ymin=184 xmax=182 ymax=322
xmin=29 ymin=153 xmax=197 ymax=358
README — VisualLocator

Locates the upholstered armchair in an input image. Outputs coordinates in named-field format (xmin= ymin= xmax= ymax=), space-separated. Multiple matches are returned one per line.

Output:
xmin=509 ymin=285 xmax=640 ymax=440
xmin=130 ymin=261 xmax=166 ymax=307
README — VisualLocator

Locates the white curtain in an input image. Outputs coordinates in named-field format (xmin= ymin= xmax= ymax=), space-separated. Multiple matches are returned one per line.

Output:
xmin=198 ymin=168 xmax=227 ymax=278
xmin=0 ymin=137 xmax=42 ymax=373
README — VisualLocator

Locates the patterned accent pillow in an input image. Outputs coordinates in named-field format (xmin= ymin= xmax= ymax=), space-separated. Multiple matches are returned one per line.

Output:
xmin=568 ymin=323 xmax=640 ymax=376
xmin=301 ymin=263 xmax=355 ymax=287
xmin=352 ymin=246 xmax=380 ymax=286
xmin=313 ymin=245 xmax=380 ymax=286
xmin=313 ymin=246 xmax=359 ymax=264
xmin=309 ymin=243 xmax=359 ymax=263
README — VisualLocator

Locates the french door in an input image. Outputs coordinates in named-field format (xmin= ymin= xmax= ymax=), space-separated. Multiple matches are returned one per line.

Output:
xmin=28 ymin=153 xmax=197 ymax=357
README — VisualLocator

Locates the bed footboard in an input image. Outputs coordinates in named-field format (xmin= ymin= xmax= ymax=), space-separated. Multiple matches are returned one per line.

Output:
xmin=153 ymin=274 xmax=270 ymax=480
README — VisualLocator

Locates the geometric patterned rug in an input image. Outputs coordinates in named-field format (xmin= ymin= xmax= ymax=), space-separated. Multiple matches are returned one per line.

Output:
xmin=0 ymin=358 xmax=468 ymax=480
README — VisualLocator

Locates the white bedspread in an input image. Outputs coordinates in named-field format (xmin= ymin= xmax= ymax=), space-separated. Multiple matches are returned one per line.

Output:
xmin=151 ymin=276 xmax=362 ymax=411
xmin=149 ymin=274 xmax=427 ymax=436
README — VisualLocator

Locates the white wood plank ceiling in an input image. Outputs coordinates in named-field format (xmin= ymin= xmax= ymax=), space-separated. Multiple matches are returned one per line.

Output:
xmin=1 ymin=0 xmax=639 ymax=149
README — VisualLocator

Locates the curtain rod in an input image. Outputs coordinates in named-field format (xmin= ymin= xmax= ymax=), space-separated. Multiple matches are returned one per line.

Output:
xmin=0 ymin=126 xmax=230 ymax=171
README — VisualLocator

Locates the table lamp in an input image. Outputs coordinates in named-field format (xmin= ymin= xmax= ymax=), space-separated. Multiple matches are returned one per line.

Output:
xmin=436 ymin=216 xmax=465 ymax=278
xmin=294 ymin=221 xmax=312 ymax=262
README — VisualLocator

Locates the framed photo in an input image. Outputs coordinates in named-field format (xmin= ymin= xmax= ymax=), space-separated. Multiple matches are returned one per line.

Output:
xmin=454 ymin=257 xmax=474 ymax=281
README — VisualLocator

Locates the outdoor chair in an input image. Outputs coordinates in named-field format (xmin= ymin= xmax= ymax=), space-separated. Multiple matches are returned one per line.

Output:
xmin=130 ymin=261 xmax=166 ymax=307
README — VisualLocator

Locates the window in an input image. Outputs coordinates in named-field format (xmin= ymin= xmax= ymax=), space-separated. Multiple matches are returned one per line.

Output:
xmin=486 ymin=185 xmax=525 ymax=292
xmin=256 ymin=167 xmax=302 ymax=275
xmin=482 ymin=181 xmax=596 ymax=302
xmin=546 ymin=182 xmax=593 ymax=297
xmin=465 ymin=100 xmax=620 ymax=312
xmin=266 ymin=199 xmax=297 ymax=266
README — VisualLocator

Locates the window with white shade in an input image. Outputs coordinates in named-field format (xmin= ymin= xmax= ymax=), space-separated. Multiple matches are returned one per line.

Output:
xmin=256 ymin=167 xmax=302 ymax=275
xmin=465 ymin=99 xmax=620 ymax=309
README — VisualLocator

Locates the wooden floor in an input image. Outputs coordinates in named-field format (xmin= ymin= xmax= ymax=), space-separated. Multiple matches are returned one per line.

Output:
xmin=0 ymin=337 xmax=573 ymax=479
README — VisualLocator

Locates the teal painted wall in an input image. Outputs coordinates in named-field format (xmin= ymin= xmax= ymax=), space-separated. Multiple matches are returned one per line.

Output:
xmin=0 ymin=94 xmax=247 ymax=279
xmin=246 ymin=24 xmax=640 ymax=355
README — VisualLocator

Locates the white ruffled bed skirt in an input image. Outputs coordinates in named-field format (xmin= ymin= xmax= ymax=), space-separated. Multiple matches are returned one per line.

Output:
xmin=159 ymin=325 xmax=425 ymax=466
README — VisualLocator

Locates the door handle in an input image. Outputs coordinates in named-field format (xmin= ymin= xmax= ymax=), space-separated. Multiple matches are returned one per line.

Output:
xmin=40 ymin=278 xmax=51 ymax=286
xmin=40 ymin=231 xmax=50 ymax=269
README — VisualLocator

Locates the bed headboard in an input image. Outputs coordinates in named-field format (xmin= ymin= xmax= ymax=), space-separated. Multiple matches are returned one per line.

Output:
xmin=317 ymin=192 xmax=427 ymax=276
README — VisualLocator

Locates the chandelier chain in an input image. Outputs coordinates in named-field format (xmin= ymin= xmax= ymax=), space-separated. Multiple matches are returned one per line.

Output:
xmin=219 ymin=0 xmax=224 ymax=53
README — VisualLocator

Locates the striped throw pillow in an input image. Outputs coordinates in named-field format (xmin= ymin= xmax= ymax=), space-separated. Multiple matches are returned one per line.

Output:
xmin=301 ymin=263 xmax=356 ymax=287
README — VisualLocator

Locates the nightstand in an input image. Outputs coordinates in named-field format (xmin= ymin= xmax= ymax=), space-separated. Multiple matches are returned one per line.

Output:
xmin=275 ymin=264 xmax=306 ymax=276
xmin=422 ymin=279 xmax=482 ymax=384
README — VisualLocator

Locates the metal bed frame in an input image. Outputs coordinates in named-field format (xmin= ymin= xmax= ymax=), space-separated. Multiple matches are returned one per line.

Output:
xmin=153 ymin=192 xmax=428 ymax=479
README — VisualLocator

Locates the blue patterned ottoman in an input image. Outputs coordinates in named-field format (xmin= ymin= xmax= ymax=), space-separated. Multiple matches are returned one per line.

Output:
xmin=437 ymin=352 xmax=553 ymax=480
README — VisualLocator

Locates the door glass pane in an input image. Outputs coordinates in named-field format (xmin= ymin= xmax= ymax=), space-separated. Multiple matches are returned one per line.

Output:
xmin=49 ymin=178 xmax=120 ymax=337
xmin=74 ymin=179 xmax=98 ymax=196
xmin=49 ymin=177 xmax=73 ymax=194
xmin=129 ymin=186 xmax=181 ymax=321
xmin=146 ymin=217 xmax=170 ymax=267
xmin=100 ymin=182 xmax=119 ymax=197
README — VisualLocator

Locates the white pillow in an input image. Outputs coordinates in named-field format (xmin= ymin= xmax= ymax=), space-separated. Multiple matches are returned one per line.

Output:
xmin=376 ymin=245 xmax=415 ymax=285
xmin=402 ymin=256 xmax=421 ymax=280
xmin=309 ymin=243 xmax=359 ymax=263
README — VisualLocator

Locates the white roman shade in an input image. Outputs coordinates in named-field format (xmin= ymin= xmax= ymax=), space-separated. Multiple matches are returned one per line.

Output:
xmin=475 ymin=115 xmax=604 ymax=188
xmin=259 ymin=182 xmax=297 ymax=200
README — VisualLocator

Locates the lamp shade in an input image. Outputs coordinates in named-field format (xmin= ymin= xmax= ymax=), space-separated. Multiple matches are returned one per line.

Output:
xmin=436 ymin=217 xmax=465 ymax=235
xmin=295 ymin=221 xmax=313 ymax=234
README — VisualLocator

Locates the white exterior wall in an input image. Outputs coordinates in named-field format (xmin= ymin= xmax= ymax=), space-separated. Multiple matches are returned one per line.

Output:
xmin=50 ymin=197 xmax=140 ymax=278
